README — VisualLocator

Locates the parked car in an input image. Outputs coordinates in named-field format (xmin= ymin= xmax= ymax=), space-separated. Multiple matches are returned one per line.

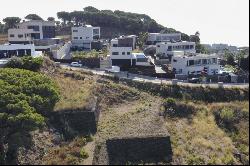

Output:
xmin=188 ymin=78 xmax=201 ymax=83
xmin=70 ymin=62 xmax=82 ymax=67
xmin=105 ymin=66 xmax=120 ymax=73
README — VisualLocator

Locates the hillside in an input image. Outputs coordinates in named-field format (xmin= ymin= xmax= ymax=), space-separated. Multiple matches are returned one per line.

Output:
xmin=56 ymin=6 xmax=190 ymax=39
xmin=0 ymin=58 xmax=249 ymax=165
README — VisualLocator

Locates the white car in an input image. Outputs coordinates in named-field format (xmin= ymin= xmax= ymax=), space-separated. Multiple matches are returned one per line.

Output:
xmin=70 ymin=62 xmax=82 ymax=67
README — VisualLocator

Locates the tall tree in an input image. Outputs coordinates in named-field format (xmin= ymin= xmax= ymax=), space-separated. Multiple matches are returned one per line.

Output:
xmin=83 ymin=6 xmax=99 ymax=13
xmin=57 ymin=11 xmax=71 ymax=25
xmin=137 ymin=32 xmax=148 ymax=49
xmin=25 ymin=14 xmax=43 ymax=21
xmin=2 ymin=17 xmax=21 ymax=29
xmin=47 ymin=17 xmax=55 ymax=22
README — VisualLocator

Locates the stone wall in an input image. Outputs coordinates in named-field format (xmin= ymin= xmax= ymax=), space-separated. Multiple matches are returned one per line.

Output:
xmin=51 ymin=97 xmax=101 ymax=138
xmin=105 ymin=135 xmax=172 ymax=165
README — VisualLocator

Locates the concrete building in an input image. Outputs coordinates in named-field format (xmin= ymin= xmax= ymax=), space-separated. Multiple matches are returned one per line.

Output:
xmin=115 ymin=35 xmax=137 ymax=50
xmin=156 ymin=41 xmax=196 ymax=58
xmin=171 ymin=53 xmax=221 ymax=75
xmin=8 ymin=20 xmax=56 ymax=44
xmin=147 ymin=33 xmax=181 ymax=45
xmin=71 ymin=25 xmax=100 ymax=50
xmin=0 ymin=44 xmax=37 ymax=59
xmin=109 ymin=38 xmax=135 ymax=67
xmin=108 ymin=38 xmax=150 ymax=68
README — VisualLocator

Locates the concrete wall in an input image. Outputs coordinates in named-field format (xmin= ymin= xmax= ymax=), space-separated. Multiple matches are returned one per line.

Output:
xmin=51 ymin=97 xmax=101 ymax=138
xmin=106 ymin=136 xmax=172 ymax=165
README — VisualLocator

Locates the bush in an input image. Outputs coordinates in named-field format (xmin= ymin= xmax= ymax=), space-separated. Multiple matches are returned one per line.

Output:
xmin=163 ymin=98 xmax=176 ymax=109
xmin=5 ymin=56 xmax=43 ymax=72
xmin=0 ymin=68 xmax=60 ymax=163
xmin=80 ymin=148 xmax=89 ymax=159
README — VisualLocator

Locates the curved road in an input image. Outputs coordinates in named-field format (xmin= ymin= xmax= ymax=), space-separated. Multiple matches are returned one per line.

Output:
xmin=60 ymin=64 xmax=249 ymax=89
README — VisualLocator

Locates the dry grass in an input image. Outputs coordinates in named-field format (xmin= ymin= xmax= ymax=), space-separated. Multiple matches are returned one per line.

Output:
xmin=166 ymin=107 xmax=238 ymax=165
xmin=41 ymin=66 xmax=248 ymax=165
xmin=0 ymin=34 xmax=7 ymax=44
xmin=43 ymin=137 xmax=90 ymax=165
xmin=53 ymin=70 xmax=97 ymax=111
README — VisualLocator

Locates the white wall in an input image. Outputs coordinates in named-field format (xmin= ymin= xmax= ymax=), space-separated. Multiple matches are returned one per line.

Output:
xmin=147 ymin=33 xmax=182 ymax=42
xmin=8 ymin=29 xmax=33 ymax=43
xmin=109 ymin=47 xmax=134 ymax=59
xmin=72 ymin=26 xmax=100 ymax=41
xmin=17 ymin=21 xmax=55 ymax=39
xmin=171 ymin=54 xmax=221 ymax=75
xmin=156 ymin=41 xmax=196 ymax=56
xmin=0 ymin=44 xmax=36 ymax=56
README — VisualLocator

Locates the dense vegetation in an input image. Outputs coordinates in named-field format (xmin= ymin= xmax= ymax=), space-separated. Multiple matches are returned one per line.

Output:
xmin=5 ymin=56 xmax=44 ymax=72
xmin=0 ymin=68 xmax=59 ymax=164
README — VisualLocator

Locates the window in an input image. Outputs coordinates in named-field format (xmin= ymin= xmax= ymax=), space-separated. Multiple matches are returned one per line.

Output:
xmin=195 ymin=59 xmax=201 ymax=65
xmin=28 ymin=26 xmax=39 ymax=31
xmin=202 ymin=59 xmax=208 ymax=65
xmin=113 ymin=44 xmax=118 ymax=47
xmin=212 ymin=58 xmax=217 ymax=64
xmin=190 ymin=45 xmax=194 ymax=49
xmin=127 ymin=52 xmax=131 ymax=55
xmin=10 ymin=34 xmax=15 ymax=38
xmin=157 ymin=45 xmax=160 ymax=48
xmin=93 ymin=29 xmax=99 ymax=35
xmin=168 ymin=46 xmax=172 ymax=51
xmin=189 ymin=60 xmax=195 ymax=66
xmin=73 ymin=30 xmax=78 ymax=33
xmin=112 ymin=52 xmax=119 ymax=55
xmin=18 ymin=34 xmax=24 ymax=38
xmin=74 ymin=37 xmax=78 ymax=39
xmin=122 ymin=52 xmax=125 ymax=55
xmin=173 ymin=59 xmax=177 ymax=62
xmin=80 ymin=37 xmax=82 ymax=39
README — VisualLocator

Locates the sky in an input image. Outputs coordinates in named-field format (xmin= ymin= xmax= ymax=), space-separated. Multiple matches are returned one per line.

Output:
xmin=0 ymin=0 xmax=249 ymax=47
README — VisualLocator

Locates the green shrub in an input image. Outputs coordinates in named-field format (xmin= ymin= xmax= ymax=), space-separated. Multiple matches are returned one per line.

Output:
xmin=0 ymin=68 xmax=60 ymax=163
xmin=85 ymin=135 xmax=94 ymax=142
xmin=80 ymin=148 xmax=89 ymax=159
xmin=163 ymin=98 xmax=176 ymax=109
xmin=5 ymin=56 xmax=43 ymax=72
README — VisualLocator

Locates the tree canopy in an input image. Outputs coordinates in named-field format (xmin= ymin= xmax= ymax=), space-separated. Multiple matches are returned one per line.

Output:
xmin=2 ymin=17 xmax=21 ymax=29
xmin=25 ymin=14 xmax=43 ymax=21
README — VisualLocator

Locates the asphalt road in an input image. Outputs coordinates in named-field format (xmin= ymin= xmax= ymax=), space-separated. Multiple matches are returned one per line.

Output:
xmin=60 ymin=64 xmax=249 ymax=89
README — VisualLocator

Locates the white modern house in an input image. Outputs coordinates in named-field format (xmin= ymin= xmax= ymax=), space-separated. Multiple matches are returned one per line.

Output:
xmin=71 ymin=25 xmax=100 ymax=50
xmin=109 ymin=38 xmax=135 ymax=67
xmin=8 ymin=20 xmax=56 ymax=44
xmin=147 ymin=33 xmax=182 ymax=45
xmin=171 ymin=52 xmax=221 ymax=75
xmin=108 ymin=38 xmax=151 ymax=68
xmin=0 ymin=44 xmax=39 ymax=59
xmin=156 ymin=41 xmax=196 ymax=57
xmin=7 ymin=20 xmax=60 ymax=52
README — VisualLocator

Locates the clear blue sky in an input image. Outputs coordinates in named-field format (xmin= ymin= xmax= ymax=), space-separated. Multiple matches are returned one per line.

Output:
xmin=0 ymin=0 xmax=249 ymax=47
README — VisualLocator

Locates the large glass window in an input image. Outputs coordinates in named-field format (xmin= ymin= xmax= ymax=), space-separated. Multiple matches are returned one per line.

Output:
xmin=112 ymin=52 xmax=119 ymax=55
xmin=168 ymin=46 xmax=172 ymax=51
xmin=10 ymin=34 xmax=15 ymax=38
xmin=212 ymin=58 xmax=217 ymax=64
xmin=189 ymin=60 xmax=195 ymax=66
xmin=202 ymin=59 xmax=208 ymax=65
xmin=18 ymin=34 xmax=24 ymax=38
xmin=28 ymin=26 xmax=40 ymax=31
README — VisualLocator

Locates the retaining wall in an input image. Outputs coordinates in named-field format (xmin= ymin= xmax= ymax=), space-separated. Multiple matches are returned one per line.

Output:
xmin=105 ymin=135 xmax=172 ymax=165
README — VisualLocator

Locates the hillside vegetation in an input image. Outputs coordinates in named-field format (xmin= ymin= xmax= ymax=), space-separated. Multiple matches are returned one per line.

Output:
xmin=0 ymin=59 xmax=249 ymax=165
xmin=56 ymin=6 xmax=190 ymax=39
xmin=0 ymin=68 xmax=59 ymax=164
